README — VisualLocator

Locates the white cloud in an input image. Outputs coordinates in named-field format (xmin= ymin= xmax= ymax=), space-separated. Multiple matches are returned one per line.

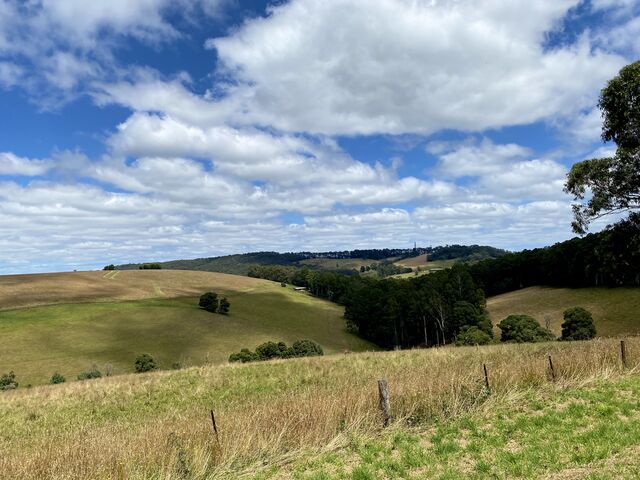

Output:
xmin=210 ymin=0 xmax=625 ymax=135
xmin=0 ymin=152 xmax=51 ymax=176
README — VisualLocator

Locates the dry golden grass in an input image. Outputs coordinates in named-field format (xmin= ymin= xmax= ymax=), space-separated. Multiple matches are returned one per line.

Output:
xmin=0 ymin=270 xmax=270 ymax=310
xmin=1 ymin=337 xmax=638 ymax=479
xmin=394 ymin=254 xmax=429 ymax=267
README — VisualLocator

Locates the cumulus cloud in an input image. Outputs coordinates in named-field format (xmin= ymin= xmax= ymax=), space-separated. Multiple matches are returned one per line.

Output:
xmin=0 ymin=152 xmax=51 ymax=176
xmin=210 ymin=0 xmax=625 ymax=135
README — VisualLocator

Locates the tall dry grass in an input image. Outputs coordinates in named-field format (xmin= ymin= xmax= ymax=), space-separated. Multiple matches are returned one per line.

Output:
xmin=1 ymin=337 xmax=638 ymax=479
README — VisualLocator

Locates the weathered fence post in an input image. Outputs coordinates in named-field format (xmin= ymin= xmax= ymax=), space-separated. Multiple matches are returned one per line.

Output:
xmin=483 ymin=364 xmax=490 ymax=391
xmin=621 ymin=340 xmax=627 ymax=368
xmin=210 ymin=410 xmax=221 ymax=448
xmin=548 ymin=355 xmax=556 ymax=382
xmin=378 ymin=379 xmax=391 ymax=427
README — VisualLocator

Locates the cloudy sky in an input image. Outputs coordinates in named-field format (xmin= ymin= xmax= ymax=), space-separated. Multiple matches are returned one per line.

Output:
xmin=0 ymin=0 xmax=638 ymax=273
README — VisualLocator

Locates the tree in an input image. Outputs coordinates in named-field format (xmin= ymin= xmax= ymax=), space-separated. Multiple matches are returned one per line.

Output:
xmin=0 ymin=371 xmax=18 ymax=390
xmin=103 ymin=264 xmax=115 ymax=270
xmin=497 ymin=315 xmax=555 ymax=343
xmin=50 ymin=372 xmax=66 ymax=384
xmin=218 ymin=297 xmax=230 ymax=314
xmin=199 ymin=292 xmax=219 ymax=312
xmin=255 ymin=341 xmax=281 ymax=360
xmin=561 ymin=307 xmax=597 ymax=341
xmin=565 ymin=61 xmax=640 ymax=233
xmin=134 ymin=354 xmax=157 ymax=373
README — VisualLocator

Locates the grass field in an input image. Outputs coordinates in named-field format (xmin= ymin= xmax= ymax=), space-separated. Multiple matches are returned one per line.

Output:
xmin=298 ymin=258 xmax=375 ymax=271
xmin=487 ymin=286 xmax=640 ymax=337
xmin=0 ymin=271 xmax=374 ymax=385
xmin=0 ymin=269 xmax=268 ymax=310
xmin=2 ymin=337 xmax=640 ymax=479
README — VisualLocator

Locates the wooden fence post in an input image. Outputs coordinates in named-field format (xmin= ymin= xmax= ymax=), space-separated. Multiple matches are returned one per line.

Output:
xmin=378 ymin=379 xmax=391 ymax=427
xmin=548 ymin=355 xmax=556 ymax=382
xmin=483 ymin=364 xmax=490 ymax=391
xmin=621 ymin=340 xmax=627 ymax=368
xmin=210 ymin=410 xmax=221 ymax=448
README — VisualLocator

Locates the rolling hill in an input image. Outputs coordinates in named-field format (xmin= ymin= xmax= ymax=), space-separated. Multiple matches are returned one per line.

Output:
xmin=0 ymin=270 xmax=374 ymax=385
xmin=487 ymin=286 xmax=640 ymax=337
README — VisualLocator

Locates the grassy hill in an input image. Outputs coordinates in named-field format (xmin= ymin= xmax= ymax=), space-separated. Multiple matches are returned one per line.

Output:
xmin=0 ymin=270 xmax=374 ymax=385
xmin=2 ymin=337 xmax=640 ymax=479
xmin=487 ymin=286 xmax=640 ymax=337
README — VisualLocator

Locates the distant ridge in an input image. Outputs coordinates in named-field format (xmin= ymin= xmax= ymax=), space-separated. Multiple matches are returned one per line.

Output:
xmin=117 ymin=245 xmax=508 ymax=275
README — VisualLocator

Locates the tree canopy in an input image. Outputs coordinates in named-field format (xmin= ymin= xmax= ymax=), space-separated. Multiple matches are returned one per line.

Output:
xmin=565 ymin=61 xmax=640 ymax=233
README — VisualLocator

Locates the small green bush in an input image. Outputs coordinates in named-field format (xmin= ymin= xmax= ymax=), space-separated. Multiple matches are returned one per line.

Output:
xmin=291 ymin=339 xmax=324 ymax=357
xmin=229 ymin=348 xmax=260 ymax=363
xmin=455 ymin=326 xmax=493 ymax=346
xmin=199 ymin=292 xmax=219 ymax=312
xmin=561 ymin=307 xmax=597 ymax=341
xmin=255 ymin=341 xmax=282 ymax=360
xmin=50 ymin=372 xmax=66 ymax=384
xmin=134 ymin=353 xmax=157 ymax=373
xmin=77 ymin=366 xmax=102 ymax=380
xmin=0 ymin=371 xmax=18 ymax=390
xmin=497 ymin=315 xmax=555 ymax=343
xmin=218 ymin=297 xmax=230 ymax=314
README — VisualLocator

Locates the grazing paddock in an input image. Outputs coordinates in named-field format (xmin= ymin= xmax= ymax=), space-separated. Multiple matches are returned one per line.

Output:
xmin=487 ymin=286 xmax=640 ymax=337
xmin=1 ymin=337 xmax=640 ymax=479
xmin=0 ymin=269 xmax=270 ymax=310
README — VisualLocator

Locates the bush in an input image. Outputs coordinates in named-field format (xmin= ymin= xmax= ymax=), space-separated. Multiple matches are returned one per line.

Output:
xmin=50 ymin=372 xmax=66 ymax=384
xmin=199 ymin=292 xmax=219 ymax=312
xmin=229 ymin=348 xmax=260 ymax=363
xmin=103 ymin=264 xmax=115 ymax=270
xmin=455 ymin=326 xmax=493 ymax=346
xmin=561 ymin=307 xmax=597 ymax=341
xmin=0 ymin=371 xmax=18 ymax=390
xmin=497 ymin=315 xmax=555 ymax=343
xmin=218 ymin=297 xmax=230 ymax=314
xmin=77 ymin=366 xmax=102 ymax=380
xmin=255 ymin=341 xmax=282 ymax=360
xmin=229 ymin=340 xmax=324 ymax=363
xmin=134 ymin=353 xmax=157 ymax=373
xmin=291 ymin=339 xmax=324 ymax=357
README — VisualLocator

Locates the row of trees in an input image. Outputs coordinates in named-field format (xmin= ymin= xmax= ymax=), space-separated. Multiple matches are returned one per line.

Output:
xmin=469 ymin=213 xmax=640 ymax=296
xmin=229 ymin=340 xmax=324 ymax=363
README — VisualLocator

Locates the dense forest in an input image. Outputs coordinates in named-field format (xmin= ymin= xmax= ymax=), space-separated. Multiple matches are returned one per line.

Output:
xmin=470 ymin=213 xmax=640 ymax=296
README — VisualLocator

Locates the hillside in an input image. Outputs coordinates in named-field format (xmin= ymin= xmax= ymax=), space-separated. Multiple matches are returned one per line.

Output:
xmin=0 ymin=270 xmax=374 ymax=385
xmin=487 ymin=286 xmax=640 ymax=337
xmin=2 ymin=337 xmax=639 ymax=479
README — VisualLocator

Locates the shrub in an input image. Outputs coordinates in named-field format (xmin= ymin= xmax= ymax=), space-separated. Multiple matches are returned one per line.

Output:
xmin=291 ymin=339 xmax=324 ymax=357
xmin=497 ymin=315 xmax=555 ymax=343
xmin=229 ymin=348 xmax=260 ymax=363
xmin=199 ymin=292 xmax=219 ymax=312
xmin=218 ymin=297 xmax=230 ymax=314
xmin=0 ymin=371 xmax=18 ymax=390
xmin=255 ymin=341 xmax=282 ymax=360
xmin=50 ymin=372 xmax=66 ymax=384
xmin=77 ymin=366 xmax=102 ymax=380
xmin=103 ymin=264 xmax=115 ymax=270
xmin=134 ymin=354 xmax=157 ymax=373
xmin=561 ymin=307 xmax=597 ymax=341
xmin=455 ymin=326 xmax=493 ymax=346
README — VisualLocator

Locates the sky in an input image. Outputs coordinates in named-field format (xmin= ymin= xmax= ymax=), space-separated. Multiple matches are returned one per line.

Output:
xmin=0 ymin=0 xmax=639 ymax=274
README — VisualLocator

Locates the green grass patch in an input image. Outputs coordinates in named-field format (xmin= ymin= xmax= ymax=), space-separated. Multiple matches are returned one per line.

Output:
xmin=0 ymin=287 xmax=373 ymax=385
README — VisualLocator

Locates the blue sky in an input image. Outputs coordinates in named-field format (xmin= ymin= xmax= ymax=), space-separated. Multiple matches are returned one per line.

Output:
xmin=0 ymin=0 xmax=638 ymax=273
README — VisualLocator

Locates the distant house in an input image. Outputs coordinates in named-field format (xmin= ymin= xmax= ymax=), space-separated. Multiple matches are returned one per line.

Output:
xmin=294 ymin=287 xmax=308 ymax=291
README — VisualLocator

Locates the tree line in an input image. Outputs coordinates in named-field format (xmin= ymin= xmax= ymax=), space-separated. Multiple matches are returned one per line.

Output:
xmin=469 ymin=213 xmax=640 ymax=296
